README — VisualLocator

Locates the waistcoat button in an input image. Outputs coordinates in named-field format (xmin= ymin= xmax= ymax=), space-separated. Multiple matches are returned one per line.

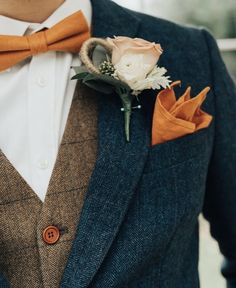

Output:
xmin=42 ymin=226 xmax=60 ymax=245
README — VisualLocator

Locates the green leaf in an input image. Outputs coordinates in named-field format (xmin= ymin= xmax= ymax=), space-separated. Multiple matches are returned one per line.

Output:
xmin=71 ymin=72 xmax=90 ymax=80
xmin=83 ymin=80 xmax=114 ymax=94
xmin=72 ymin=71 xmax=132 ymax=96
xmin=93 ymin=74 xmax=130 ymax=90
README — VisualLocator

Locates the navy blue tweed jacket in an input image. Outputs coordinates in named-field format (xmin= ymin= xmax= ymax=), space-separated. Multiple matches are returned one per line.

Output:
xmin=1 ymin=0 xmax=236 ymax=287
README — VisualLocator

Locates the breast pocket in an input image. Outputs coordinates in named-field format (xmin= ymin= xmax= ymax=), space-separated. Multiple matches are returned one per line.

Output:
xmin=139 ymin=126 xmax=213 ymax=224
xmin=143 ymin=126 xmax=213 ymax=174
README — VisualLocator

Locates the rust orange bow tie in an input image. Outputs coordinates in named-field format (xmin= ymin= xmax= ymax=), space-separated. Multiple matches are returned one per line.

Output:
xmin=0 ymin=10 xmax=90 ymax=72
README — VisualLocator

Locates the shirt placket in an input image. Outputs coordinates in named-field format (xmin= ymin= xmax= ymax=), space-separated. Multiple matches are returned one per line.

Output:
xmin=27 ymin=52 xmax=56 ymax=202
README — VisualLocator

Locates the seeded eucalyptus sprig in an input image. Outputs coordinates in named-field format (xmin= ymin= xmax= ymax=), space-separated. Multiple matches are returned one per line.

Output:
xmin=99 ymin=60 xmax=116 ymax=76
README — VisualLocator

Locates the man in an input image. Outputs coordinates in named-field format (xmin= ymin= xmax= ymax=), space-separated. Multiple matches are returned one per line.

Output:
xmin=0 ymin=0 xmax=235 ymax=287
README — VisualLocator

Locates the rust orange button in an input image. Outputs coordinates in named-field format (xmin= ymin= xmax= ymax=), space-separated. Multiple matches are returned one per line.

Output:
xmin=42 ymin=226 xmax=60 ymax=245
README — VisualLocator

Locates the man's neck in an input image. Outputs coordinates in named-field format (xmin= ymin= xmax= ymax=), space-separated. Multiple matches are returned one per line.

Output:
xmin=0 ymin=0 xmax=65 ymax=23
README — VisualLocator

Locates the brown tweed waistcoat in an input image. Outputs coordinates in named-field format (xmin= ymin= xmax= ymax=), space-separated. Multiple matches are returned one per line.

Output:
xmin=0 ymin=84 xmax=98 ymax=288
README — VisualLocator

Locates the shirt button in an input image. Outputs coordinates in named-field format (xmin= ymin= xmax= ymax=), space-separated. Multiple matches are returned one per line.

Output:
xmin=36 ymin=76 xmax=47 ymax=87
xmin=42 ymin=226 xmax=60 ymax=245
xmin=37 ymin=159 xmax=49 ymax=170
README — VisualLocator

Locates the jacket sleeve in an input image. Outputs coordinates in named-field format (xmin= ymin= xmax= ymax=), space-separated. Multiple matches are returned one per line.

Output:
xmin=202 ymin=28 xmax=236 ymax=287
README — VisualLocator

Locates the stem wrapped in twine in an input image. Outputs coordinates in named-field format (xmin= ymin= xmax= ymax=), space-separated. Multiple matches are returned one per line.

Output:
xmin=80 ymin=37 xmax=113 ymax=74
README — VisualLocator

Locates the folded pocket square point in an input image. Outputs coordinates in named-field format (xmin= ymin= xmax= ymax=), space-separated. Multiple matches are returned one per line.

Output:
xmin=151 ymin=82 xmax=213 ymax=146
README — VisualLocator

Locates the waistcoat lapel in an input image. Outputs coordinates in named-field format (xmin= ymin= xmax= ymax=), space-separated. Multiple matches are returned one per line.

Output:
xmin=61 ymin=1 xmax=149 ymax=287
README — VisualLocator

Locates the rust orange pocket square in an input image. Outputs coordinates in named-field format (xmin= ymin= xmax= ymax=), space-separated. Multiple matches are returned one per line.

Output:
xmin=152 ymin=81 xmax=213 ymax=146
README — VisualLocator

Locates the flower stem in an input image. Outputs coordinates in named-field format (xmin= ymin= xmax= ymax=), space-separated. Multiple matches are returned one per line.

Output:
xmin=119 ymin=92 xmax=132 ymax=142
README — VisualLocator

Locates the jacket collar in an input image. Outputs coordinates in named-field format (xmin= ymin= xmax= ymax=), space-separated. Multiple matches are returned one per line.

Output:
xmin=91 ymin=0 xmax=141 ymax=38
xmin=61 ymin=2 xmax=147 ymax=287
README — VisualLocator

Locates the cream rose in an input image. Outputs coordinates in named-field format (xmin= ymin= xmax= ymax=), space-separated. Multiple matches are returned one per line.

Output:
xmin=107 ymin=36 xmax=163 ymax=90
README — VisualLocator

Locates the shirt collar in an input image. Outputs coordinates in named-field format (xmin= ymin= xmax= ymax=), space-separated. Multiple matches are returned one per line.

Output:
xmin=0 ymin=16 xmax=30 ymax=35
xmin=0 ymin=0 xmax=92 ymax=36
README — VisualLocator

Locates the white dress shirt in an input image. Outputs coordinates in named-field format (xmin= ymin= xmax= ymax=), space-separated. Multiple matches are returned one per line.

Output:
xmin=0 ymin=0 xmax=92 ymax=202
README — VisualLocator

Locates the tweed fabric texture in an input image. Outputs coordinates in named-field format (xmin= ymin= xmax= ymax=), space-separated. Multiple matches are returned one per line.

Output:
xmin=60 ymin=1 xmax=236 ymax=287
xmin=1 ymin=0 xmax=236 ymax=287
xmin=0 ymin=83 xmax=98 ymax=288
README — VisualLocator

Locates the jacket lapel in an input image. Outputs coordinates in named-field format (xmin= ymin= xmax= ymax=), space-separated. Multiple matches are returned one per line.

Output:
xmin=61 ymin=1 xmax=149 ymax=287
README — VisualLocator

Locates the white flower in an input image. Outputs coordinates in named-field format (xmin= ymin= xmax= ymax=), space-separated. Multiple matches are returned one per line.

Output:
xmin=106 ymin=36 xmax=171 ymax=93
xmin=114 ymin=53 xmax=154 ymax=90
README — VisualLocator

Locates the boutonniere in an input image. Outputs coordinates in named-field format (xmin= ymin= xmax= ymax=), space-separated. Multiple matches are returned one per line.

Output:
xmin=72 ymin=36 xmax=171 ymax=142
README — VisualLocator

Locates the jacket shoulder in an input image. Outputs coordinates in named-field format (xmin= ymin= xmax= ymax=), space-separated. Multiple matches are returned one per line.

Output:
xmin=128 ymin=8 xmax=205 ymax=45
